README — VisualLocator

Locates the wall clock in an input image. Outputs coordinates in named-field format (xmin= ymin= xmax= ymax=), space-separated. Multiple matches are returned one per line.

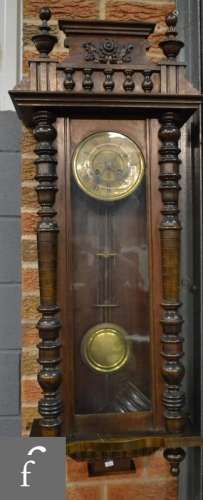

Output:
xmin=10 ymin=7 xmax=203 ymax=476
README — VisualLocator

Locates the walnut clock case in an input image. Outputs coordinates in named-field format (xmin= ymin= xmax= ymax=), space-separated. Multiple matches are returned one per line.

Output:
xmin=10 ymin=7 xmax=203 ymax=476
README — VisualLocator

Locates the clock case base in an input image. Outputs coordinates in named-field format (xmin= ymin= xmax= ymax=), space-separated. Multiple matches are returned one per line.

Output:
xmin=30 ymin=418 xmax=202 ymax=477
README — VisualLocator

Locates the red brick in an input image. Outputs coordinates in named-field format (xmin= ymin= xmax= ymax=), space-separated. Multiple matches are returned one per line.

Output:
xmin=22 ymin=238 xmax=38 ymax=262
xmin=22 ymin=126 xmax=36 ymax=154
xmin=22 ymin=348 xmax=38 ymax=375
xmin=108 ymin=479 xmax=178 ymax=500
xmin=24 ymin=0 xmax=99 ymax=19
xmin=22 ymin=186 xmax=38 ymax=209
xmin=22 ymin=378 xmax=41 ymax=404
xmin=22 ymin=296 xmax=40 ymax=321
xmin=22 ymin=268 xmax=39 ymax=291
xmin=22 ymin=158 xmax=36 ymax=181
xmin=66 ymin=485 xmax=103 ymax=500
xmin=147 ymin=46 xmax=165 ymax=62
xmin=22 ymin=406 xmax=39 ymax=434
xmin=22 ymin=325 xmax=39 ymax=346
xmin=106 ymin=1 xmax=175 ymax=22
xmin=146 ymin=451 xmax=171 ymax=478
xmin=67 ymin=460 xmax=90 ymax=482
xmin=22 ymin=212 xmax=38 ymax=234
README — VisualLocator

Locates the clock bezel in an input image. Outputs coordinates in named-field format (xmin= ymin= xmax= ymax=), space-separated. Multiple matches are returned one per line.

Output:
xmin=71 ymin=130 xmax=145 ymax=202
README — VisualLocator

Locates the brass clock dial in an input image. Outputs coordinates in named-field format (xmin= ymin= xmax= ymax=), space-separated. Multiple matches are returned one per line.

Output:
xmin=72 ymin=131 xmax=145 ymax=201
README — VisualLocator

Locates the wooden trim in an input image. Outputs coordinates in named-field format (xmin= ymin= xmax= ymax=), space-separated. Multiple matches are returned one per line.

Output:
xmin=59 ymin=19 xmax=155 ymax=37
xmin=67 ymin=431 xmax=203 ymax=461
xmin=159 ymin=112 xmax=185 ymax=434
xmin=9 ymin=91 xmax=201 ymax=127
xmin=147 ymin=119 xmax=163 ymax=429
xmin=33 ymin=110 xmax=63 ymax=436
xmin=56 ymin=117 xmax=75 ymax=433
xmin=75 ymin=411 xmax=153 ymax=435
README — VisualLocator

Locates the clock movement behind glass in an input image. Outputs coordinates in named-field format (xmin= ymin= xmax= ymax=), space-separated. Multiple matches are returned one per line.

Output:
xmin=10 ymin=7 xmax=203 ymax=476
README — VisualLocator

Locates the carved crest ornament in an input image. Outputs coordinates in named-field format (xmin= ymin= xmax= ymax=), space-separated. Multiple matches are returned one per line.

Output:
xmin=83 ymin=39 xmax=134 ymax=64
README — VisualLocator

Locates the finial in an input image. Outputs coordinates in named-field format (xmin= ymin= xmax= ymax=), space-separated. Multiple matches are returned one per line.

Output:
xmin=40 ymin=6 xmax=52 ymax=22
xmin=32 ymin=7 xmax=57 ymax=58
xmin=159 ymin=10 xmax=184 ymax=60
xmin=166 ymin=10 xmax=179 ymax=31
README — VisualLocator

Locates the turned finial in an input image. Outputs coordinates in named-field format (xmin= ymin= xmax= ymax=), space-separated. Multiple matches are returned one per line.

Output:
xmin=166 ymin=10 xmax=178 ymax=31
xmin=164 ymin=448 xmax=186 ymax=477
xmin=159 ymin=10 xmax=184 ymax=60
xmin=32 ymin=7 xmax=57 ymax=58
xmin=39 ymin=7 xmax=52 ymax=30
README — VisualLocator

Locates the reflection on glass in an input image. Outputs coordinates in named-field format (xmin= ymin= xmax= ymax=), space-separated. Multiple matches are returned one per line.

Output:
xmin=71 ymin=134 xmax=151 ymax=415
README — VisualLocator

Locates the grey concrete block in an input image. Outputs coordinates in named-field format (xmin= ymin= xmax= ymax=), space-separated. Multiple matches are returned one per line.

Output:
xmin=0 ymin=218 xmax=20 ymax=282
xmin=0 ymin=417 xmax=20 ymax=436
xmin=0 ymin=285 xmax=21 ymax=349
xmin=0 ymin=112 xmax=21 ymax=152
xmin=0 ymin=351 xmax=20 ymax=415
xmin=0 ymin=153 xmax=20 ymax=216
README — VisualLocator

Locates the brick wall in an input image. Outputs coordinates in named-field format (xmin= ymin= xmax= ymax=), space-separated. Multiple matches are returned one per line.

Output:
xmin=22 ymin=1 xmax=178 ymax=498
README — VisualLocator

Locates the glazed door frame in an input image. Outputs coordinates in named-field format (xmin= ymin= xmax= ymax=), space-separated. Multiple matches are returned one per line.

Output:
xmin=56 ymin=113 xmax=164 ymax=438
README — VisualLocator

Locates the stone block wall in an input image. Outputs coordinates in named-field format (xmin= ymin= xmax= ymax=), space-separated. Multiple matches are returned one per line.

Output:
xmin=22 ymin=1 xmax=178 ymax=498
xmin=0 ymin=112 xmax=21 ymax=436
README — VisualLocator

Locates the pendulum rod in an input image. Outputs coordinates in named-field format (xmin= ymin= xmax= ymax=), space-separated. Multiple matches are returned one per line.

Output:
xmin=96 ymin=205 xmax=118 ymax=322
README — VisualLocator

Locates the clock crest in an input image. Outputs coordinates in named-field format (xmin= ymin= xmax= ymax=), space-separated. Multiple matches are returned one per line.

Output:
xmin=83 ymin=39 xmax=134 ymax=64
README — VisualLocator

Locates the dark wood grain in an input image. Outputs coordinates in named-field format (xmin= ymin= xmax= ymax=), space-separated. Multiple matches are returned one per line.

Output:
xmin=33 ymin=110 xmax=63 ymax=436
xmin=67 ymin=432 xmax=203 ymax=461
xmin=159 ymin=112 xmax=185 ymax=434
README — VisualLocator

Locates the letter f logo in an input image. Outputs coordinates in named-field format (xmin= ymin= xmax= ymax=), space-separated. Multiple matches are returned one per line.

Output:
xmin=20 ymin=446 xmax=47 ymax=488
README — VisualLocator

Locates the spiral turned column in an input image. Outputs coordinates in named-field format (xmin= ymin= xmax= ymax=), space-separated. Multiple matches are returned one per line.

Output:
xmin=159 ymin=112 xmax=186 ymax=475
xmin=33 ymin=110 xmax=63 ymax=436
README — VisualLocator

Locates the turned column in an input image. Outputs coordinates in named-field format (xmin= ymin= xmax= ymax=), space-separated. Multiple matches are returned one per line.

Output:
xmin=33 ymin=110 xmax=63 ymax=436
xmin=159 ymin=111 xmax=185 ymax=475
